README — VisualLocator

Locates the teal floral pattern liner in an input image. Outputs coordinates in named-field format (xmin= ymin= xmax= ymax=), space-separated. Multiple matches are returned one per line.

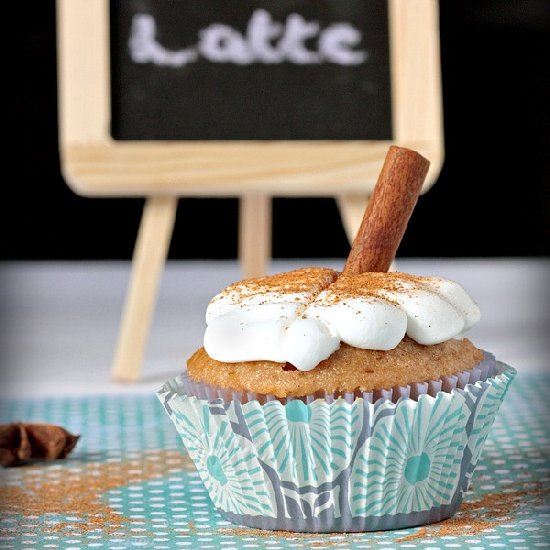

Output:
xmin=158 ymin=353 xmax=516 ymax=532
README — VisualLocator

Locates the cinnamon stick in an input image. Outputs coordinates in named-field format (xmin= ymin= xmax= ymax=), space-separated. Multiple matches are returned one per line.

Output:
xmin=343 ymin=146 xmax=430 ymax=274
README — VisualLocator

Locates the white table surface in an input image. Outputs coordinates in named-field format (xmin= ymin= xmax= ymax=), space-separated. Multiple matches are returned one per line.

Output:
xmin=1 ymin=258 xmax=548 ymax=399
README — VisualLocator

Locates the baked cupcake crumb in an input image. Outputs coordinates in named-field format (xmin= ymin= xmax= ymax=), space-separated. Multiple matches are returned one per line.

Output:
xmin=187 ymin=337 xmax=484 ymax=398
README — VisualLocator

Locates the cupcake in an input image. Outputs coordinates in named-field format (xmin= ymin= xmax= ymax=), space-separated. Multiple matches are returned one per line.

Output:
xmin=157 ymin=147 xmax=515 ymax=532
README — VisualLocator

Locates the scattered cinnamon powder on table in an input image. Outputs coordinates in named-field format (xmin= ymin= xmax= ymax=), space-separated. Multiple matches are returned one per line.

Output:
xmin=0 ymin=449 xmax=194 ymax=536
xmin=396 ymin=481 xmax=548 ymax=542
xmin=219 ymin=482 xmax=547 ymax=546
xmin=218 ymin=526 xmax=368 ymax=547
xmin=1 ymin=449 xmax=545 ymax=545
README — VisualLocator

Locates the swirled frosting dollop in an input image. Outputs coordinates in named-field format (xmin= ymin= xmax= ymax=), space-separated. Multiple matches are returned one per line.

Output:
xmin=204 ymin=268 xmax=480 ymax=372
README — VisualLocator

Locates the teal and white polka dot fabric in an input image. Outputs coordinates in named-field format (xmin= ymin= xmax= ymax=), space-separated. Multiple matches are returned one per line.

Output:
xmin=1 ymin=371 xmax=549 ymax=549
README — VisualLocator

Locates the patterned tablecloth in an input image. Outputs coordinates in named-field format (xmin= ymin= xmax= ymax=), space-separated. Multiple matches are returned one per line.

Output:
xmin=1 ymin=372 xmax=548 ymax=550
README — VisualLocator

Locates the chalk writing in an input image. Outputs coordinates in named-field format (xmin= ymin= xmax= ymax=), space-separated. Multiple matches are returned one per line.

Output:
xmin=129 ymin=9 xmax=368 ymax=67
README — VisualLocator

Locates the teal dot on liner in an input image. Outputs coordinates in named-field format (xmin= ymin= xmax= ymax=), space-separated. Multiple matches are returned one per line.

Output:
xmin=206 ymin=455 xmax=227 ymax=485
xmin=285 ymin=400 xmax=311 ymax=423
xmin=404 ymin=452 xmax=431 ymax=484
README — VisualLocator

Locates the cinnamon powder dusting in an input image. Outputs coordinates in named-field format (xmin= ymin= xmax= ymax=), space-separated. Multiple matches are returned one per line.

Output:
xmin=395 ymin=481 xmax=548 ymax=542
xmin=322 ymin=272 xmax=428 ymax=305
xmin=213 ymin=269 xmax=433 ymax=308
xmin=211 ymin=267 xmax=338 ymax=304
xmin=1 ymin=452 xmax=544 ymax=543
xmin=0 ymin=449 xmax=194 ymax=535
xmin=220 ymin=482 xmax=547 ymax=546
xmin=218 ymin=526 xmax=367 ymax=546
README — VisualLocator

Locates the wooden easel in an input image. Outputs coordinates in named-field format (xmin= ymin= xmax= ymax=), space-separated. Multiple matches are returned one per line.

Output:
xmin=57 ymin=0 xmax=443 ymax=381
xmin=109 ymin=194 xmax=272 ymax=380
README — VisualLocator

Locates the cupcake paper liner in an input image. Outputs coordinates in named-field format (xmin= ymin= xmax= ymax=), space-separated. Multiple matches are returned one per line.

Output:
xmin=157 ymin=352 xmax=515 ymax=532
xmin=166 ymin=353 xmax=497 ymax=406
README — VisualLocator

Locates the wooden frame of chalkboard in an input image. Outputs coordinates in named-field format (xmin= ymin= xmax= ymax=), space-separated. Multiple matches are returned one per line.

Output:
xmin=58 ymin=0 xmax=442 ymax=196
xmin=57 ymin=0 xmax=443 ymax=381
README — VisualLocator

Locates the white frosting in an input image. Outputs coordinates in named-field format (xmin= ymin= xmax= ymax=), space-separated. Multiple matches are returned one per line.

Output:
xmin=203 ymin=269 xmax=481 ymax=372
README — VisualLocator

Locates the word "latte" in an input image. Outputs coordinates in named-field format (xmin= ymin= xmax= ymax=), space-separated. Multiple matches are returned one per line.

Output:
xmin=129 ymin=9 xmax=368 ymax=67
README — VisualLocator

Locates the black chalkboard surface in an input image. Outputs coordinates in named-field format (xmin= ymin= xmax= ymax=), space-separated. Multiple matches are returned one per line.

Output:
xmin=110 ymin=0 xmax=392 ymax=140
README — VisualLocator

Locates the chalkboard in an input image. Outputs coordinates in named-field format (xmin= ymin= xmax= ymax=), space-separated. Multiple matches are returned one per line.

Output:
xmin=110 ymin=0 xmax=392 ymax=141
xmin=58 ymin=0 xmax=442 ymax=197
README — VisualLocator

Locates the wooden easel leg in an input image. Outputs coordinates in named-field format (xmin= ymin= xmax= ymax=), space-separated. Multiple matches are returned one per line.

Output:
xmin=239 ymin=195 xmax=272 ymax=278
xmin=111 ymin=196 xmax=178 ymax=381
xmin=336 ymin=195 xmax=370 ymax=244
